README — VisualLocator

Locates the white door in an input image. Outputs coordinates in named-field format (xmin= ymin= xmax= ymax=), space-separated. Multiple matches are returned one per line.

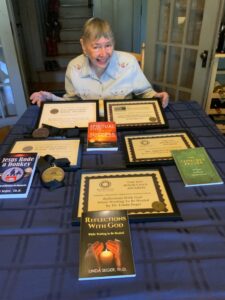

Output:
xmin=0 ymin=0 xmax=27 ymax=127
xmin=145 ymin=0 xmax=224 ymax=106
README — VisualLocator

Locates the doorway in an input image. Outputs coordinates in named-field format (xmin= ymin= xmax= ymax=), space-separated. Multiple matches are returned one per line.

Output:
xmin=10 ymin=0 xmax=94 ymax=96
xmin=9 ymin=0 xmax=146 ymax=97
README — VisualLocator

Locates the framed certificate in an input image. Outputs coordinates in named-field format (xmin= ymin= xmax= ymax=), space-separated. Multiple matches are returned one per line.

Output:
xmin=37 ymin=101 xmax=99 ymax=130
xmin=10 ymin=138 xmax=81 ymax=169
xmin=72 ymin=169 xmax=181 ymax=224
xmin=104 ymin=98 xmax=168 ymax=129
xmin=123 ymin=130 xmax=197 ymax=166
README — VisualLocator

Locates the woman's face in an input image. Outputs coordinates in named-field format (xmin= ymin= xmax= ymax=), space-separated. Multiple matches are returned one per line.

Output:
xmin=81 ymin=36 xmax=114 ymax=71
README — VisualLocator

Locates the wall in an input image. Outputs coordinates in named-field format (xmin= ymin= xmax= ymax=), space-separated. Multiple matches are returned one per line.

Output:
xmin=93 ymin=0 xmax=146 ymax=52
xmin=16 ymin=0 xmax=45 ymax=82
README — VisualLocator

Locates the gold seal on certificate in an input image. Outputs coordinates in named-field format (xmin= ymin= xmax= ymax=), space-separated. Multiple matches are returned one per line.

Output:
xmin=37 ymin=101 xmax=99 ymax=129
xmin=152 ymin=201 xmax=166 ymax=212
xmin=72 ymin=169 xmax=181 ymax=224
xmin=123 ymin=130 xmax=197 ymax=166
xmin=104 ymin=98 xmax=168 ymax=129
xmin=41 ymin=166 xmax=65 ymax=183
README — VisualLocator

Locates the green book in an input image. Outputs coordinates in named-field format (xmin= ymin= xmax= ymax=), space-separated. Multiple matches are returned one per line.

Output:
xmin=171 ymin=147 xmax=223 ymax=187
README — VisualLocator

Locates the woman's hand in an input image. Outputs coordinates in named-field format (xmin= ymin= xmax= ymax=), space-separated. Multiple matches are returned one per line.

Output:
xmin=85 ymin=241 xmax=104 ymax=267
xmin=30 ymin=91 xmax=53 ymax=107
xmin=154 ymin=92 xmax=169 ymax=108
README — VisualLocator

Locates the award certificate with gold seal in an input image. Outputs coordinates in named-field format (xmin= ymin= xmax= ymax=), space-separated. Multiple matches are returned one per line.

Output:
xmin=10 ymin=139 xmax=81 ymax=168
xmin=104 ymin=99 xmax=168 ymax=129
xmin=37 ymin=101 xmax=99 ymax=129
xmin=72 ymin=169 xmax=180 ymax=224
xmin=123 ymin=130 xmax=197 ymax=166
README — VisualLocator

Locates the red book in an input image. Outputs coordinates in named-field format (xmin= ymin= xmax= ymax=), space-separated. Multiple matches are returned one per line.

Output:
xmin=87 ymin=122 xmax=118 ymax=151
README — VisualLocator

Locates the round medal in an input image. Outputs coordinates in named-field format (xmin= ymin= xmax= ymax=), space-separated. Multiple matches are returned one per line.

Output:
xmin=32 ymin=127 xmax=49 ymax=138
xmin=41 ymin=166 xmax=65 ymax=183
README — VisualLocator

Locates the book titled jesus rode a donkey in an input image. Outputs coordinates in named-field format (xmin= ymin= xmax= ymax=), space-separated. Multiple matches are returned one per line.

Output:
xmin=79 ymin=210 xmax=135 ymax=280
xmin=0 ymin=153 xmax=38 ymax=198
xmin=87 ymin=121 xmax=118 ymax=151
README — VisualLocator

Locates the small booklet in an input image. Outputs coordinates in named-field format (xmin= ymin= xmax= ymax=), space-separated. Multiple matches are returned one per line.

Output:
xmin=87 ymin=121 xmax=118 ymax=151
xmin=0 ymin=153 xmax=38 ymax=198
xmin=172 ymin=147 xmax=223 ymax=187
xmin=79 ymin=210 xmax=136 ymax=280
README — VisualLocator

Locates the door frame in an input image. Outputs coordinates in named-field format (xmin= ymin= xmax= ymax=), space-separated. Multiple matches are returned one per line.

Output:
xmin=0 ymin=0 xmax=27 ymax=127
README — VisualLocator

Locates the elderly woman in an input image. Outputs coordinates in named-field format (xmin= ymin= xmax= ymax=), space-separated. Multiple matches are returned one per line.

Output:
xmin=30 ymin=17 xmax=169 ymax=108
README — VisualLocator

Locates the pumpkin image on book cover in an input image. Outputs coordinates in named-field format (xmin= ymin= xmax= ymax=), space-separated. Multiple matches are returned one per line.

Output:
xmin=87 ymin=122 xmax=118 ymax=151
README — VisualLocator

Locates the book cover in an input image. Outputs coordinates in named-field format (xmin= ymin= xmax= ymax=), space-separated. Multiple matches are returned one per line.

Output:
xmin=79 ymin=210 xmax=136 ymax=280
xmin=0 ymin=153 xmax=38 ymax=198
xmin=87 ymin=122 xmax=118 ymax=151
xmin=172 ymin=147 xmax=223 ymax=187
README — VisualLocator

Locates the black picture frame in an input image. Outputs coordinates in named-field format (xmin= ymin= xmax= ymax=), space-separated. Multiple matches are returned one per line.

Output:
xmin=36 ymin=100 xmax=99 ymax=130
xmin=10 ymin=138 xmax=82 ymax=170
xmin=103 ymin=98 xmax=168 ymax=130
xmin=122 ymin=129 xmax=198 ymax=167
xmin=72 ymin=168 xmax=181 ymax=225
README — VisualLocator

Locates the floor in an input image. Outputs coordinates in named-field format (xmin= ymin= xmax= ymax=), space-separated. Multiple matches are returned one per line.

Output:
xmin=0 ymin=126 xmax=11 ymax=143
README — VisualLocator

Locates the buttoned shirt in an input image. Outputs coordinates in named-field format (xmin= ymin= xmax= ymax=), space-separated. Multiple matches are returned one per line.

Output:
xmin=61 ymin=51 xmax=156 ymax=101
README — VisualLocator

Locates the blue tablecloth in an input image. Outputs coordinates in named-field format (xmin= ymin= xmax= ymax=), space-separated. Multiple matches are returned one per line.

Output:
xmin=1 ymin=101 xmax=225 ymax=300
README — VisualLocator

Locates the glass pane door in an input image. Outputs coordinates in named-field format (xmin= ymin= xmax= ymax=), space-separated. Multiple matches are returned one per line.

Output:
xmin=155 ymin=0 xmax=205 ymax=101
xmin=146 ymin=0 xmax=223 ymax=106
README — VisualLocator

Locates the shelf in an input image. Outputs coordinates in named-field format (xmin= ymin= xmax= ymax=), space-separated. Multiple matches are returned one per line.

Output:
xmin=215 ymin=53 xmax=225 ymax=58
xmin=217 ymin=70 xmax=225 ymax=74
xmin=211 ymin=92 xmax=221 ymax=98
xmin=215 ymin=123 xmax=225 ymax=134
xmin=205 ymin=53 xmax=225 ymax=118
xmin=208 ymin=108 xmax=225 ymax=114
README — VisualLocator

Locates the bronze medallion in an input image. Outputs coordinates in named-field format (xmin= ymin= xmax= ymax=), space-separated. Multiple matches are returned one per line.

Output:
xmin=41 ymin=166 xmax=65 ymax=183
xmin=32 ymin=127 xmax=49 ymax=138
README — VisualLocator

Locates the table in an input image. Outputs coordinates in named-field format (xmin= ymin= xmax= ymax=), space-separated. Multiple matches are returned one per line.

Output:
xmin=1 ymin=101 xmax=225 ymax=300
